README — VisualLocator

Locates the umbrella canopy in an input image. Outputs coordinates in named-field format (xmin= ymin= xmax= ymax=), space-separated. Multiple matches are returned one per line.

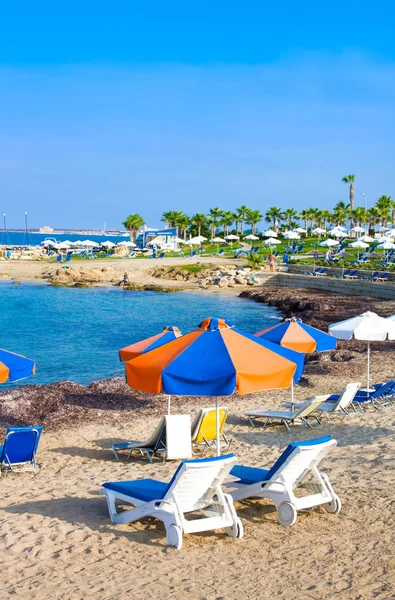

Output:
xmin=377 ymin=226 xmax=389 ymax=232
xmin=255 ymin=317 xmax=337 ymax=354
xmin=329 ymin=230 xmax=347 ymax=238
xmin=320 ymin=239 xmax=339 ymax=247
xmin=119 ymin=326 xmax=182 ymax=361
xmin=263 ymin=230 xmax=277 ymax=237
xmin=312 ymin=227 xmax=326 ymax=234
xmin=263 ymin=237 xmax=281 ymax=245
xmin=329 ymin=311 xmax=395 ymax=390
xmin=81 ymin=240 xmax=96 ymax=247
xmin=211 ymin=237 xmax=227 ymax=243
xmin=102 ymin=241 xmax=116 ymax=248
xmin=294 ymin=227 xmax=307 ymax=234
xmin=125 ymin=317 xmax=304 ymax=397
xmin=349 ymin=240 xmax=369 ymax=249
xmin=244 ymin=234 xmax=259 ymax=240
xmin=358 ymin=235 xmax=374 ymax=243
xmin=377 ymin=242 xmax=395 ymax=250
xmin=225 ymin=234 xmax=239 ymax=240
xmin=0 ymin=348 xmax=36 ymax=383
xmin=283 ymin=231 xmax=300 ymax=240
xmin=173 ymin=237 xmax=185 ymax=244
xmin=351 ymin=226 xmax=365 ymax=233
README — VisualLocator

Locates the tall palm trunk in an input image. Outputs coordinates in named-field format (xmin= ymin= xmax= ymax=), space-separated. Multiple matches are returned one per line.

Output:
xmin=349 ymin=183 xmax=354 ymax=210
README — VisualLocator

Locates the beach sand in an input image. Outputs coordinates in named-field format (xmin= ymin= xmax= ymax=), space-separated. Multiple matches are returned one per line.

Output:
xmin=1 ymin=349 xmax=395 ymax=600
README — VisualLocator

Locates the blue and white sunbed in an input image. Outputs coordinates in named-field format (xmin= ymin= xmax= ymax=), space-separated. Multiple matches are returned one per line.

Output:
xmin=0 ymin=426 xmax=43 ymax=476
xmin=227 ymin=436 xmax=341 ymax=526
xmin=101 ymin=454 xmax=243 ymax=549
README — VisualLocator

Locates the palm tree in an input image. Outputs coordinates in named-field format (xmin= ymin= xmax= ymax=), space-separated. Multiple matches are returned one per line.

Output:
xmin=220 ymin=211 xmax=235 ymax=236
xmin=265 ymin=206 xmax=284 ymax=229
xmin=375 ymin=195 xmax=392 ymax=227
xmin=320 ymin=210 xmax=332 ymax=230
xmin=208 ymin=207 xmax=224 ymax=238
xmin=299 ymin=209 xmax=309 ymax=232
xmin=367 ymin=207 xmax=380 ymax=235
xmin=190 ymin=213 xmax=207 ymax=236
xmin=390 ymin=198 xmax=395 ymax=226
xmin=352 ymin=207 xmax=369 ymax=228
xmin=342 ymin=174 xmax=356 ymax=210
xmin=175 ymin=214 xmax=190 ymax=241
xmin=232 ymin=211 xmax=240 ymax=234
xmin=332 ymin=201 xmax=351 ymax=227
xmin=246 ymin=209 xmax=263 ymax=235
xmin=122 ymin=214 xmax=145 ymax=240
xmin=236 ymin=205 xmax=250 ymax=234
xmin=283 ymin=208 xmax=298 ymax=229
xmin=161 ymin=211 xmax=179 ymax=228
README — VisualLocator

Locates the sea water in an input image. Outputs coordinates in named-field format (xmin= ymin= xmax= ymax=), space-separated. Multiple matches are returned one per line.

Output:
xmin=1 ymin=283 xmax=282 ymax=386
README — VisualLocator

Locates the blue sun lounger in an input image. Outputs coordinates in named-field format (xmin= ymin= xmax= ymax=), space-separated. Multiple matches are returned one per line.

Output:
xmin=227 ymin=436 xmax=341 ymax=526
xmin=101 ymin=454 xmax=243 ymax=549
xmin=0 ymin=426 xmax=43 ymax=476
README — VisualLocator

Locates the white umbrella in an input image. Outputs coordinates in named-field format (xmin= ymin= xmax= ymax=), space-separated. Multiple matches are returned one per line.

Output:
xmin=243 ymin=234 xmax=259 ymax=240
xmin=349 ymin=240 xmax=369 ymax=249
xmin=101 ymin=241 xmax=115 ymax=248
xmin=283 ymin=231 xmax=300 ymax=240
xmin=263 ymin=237 xmax=281 ymax=245
xmin=351 ymin=226 xmax=365 ymax=233
xmin=81 ymin=240 xmax=96 ymax=247
xmin=329 ymin=230 xmax=347 ymax=238
xmin=187 ymin=236 xmax=206 ymax=245
xmin=294 ymin=227 xmax=307 ymax=234
xmin=329 ymin=312 xmax=395 ymax=390
xmin=386 ymin=229 xmax=395 ymax=238
xmin=358 ymin=235 xmax=374 ymax=243
xmin=320 ymin=239 xmax=340 ymax=247
xmin=225 ymin=234 xmax=240 ymax=240
xmin=377 ymin=226 xmax=389 ymax=232
xmin=312 ymin=227 xmax=326 ymax=235
xmin=263 ymin=230 xmax=277 ymax=237
xmin=211 ymin=237 xmax=227 ymax=243
xmin=377 ymin=242 xmax=395 ymax=250
xmin=173 ymin=237 xmax=185 ymax=244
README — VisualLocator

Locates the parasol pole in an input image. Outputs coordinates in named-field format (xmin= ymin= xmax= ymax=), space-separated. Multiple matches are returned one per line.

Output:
xmin=367 ymin=342 xmax=370 ymax=392
xmin=291 ymin=379 xmax=295 ymax=411
xmin=168 ymin=394 xmax=171 ymax=415
xmin=216 ymin=397 xmax=221 ymax=457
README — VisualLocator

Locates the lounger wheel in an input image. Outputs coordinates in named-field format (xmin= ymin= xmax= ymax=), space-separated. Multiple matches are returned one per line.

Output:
xmin=166 ymin=524 xmax=182 ymax=549
xmin=277 ymin=502 xmax=297 ymax=526
xmin=323 ymin=495 xmax=342 ymax=515
xmin=226 ymin=518 xmax=244 ymax=539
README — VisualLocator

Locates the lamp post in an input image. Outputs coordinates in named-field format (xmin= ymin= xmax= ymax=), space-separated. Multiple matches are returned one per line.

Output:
xmin=24 ymin=212 xmax=29 ymax=246
xmin=3 ymin=213 xmax=7 ymax=249
xmin=361 ymin=192 xmax=367 ymax=210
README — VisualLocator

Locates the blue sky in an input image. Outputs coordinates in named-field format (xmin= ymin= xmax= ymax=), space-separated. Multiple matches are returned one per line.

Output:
xmin=1 ymin=2 xmax=394 ymax=230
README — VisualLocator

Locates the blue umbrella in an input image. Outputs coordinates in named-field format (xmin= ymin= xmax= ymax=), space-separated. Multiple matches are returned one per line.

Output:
xmin=0 ymin=348 xmax=36 ymax=383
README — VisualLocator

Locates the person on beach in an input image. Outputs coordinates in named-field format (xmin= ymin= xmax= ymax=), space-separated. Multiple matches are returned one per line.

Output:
xmin=119 ymin=272 xmax=129 ymax=287
xmin=269 ymin=252 xmax=276 ymax=272
xmin=325 ymin=249 xmax=333 ymax=262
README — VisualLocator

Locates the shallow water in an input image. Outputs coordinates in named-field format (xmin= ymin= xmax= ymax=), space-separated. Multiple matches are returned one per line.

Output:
xmin=1 ymin=284 xmax=282 ymax=385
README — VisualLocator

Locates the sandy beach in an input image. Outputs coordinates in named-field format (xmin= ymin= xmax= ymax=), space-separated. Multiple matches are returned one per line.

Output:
xmin=1 ymin=261 xmax=395 ymax=599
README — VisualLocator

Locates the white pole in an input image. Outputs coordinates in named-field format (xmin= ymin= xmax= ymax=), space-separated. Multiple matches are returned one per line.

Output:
xmin=291 ymin=379 xmax=294 ymax=411
xmin=168 ymin=395 xmax=171 ymax=415
xmin=367 ymin=342 xmax=370 ymax=392
xmin=216 ymin=398 xmax=221 ymax=457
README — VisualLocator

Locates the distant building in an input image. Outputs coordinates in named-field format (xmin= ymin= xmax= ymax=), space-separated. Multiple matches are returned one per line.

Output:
xmin=39 ymin=226 xmax=54 ymax=233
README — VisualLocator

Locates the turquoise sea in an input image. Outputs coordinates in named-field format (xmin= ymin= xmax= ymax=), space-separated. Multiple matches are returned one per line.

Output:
xmin=1 ymin=284 xmax=282 ymax=386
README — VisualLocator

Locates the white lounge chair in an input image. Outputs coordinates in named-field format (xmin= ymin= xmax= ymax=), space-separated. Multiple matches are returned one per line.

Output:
xmin=282 ymin=382 xmax=361 ymax=421
xmin=111 ymin=416 xmax=166 ymax=462
xmin=244 ymin=396 xmax=326 ymax=432
xmin=227 ymin=436 xmax=341 ymax=526
xmin=101 ymin=454 xmax=243 ymax=549
xmin=112 ymin=415 xmax=192 ymax=462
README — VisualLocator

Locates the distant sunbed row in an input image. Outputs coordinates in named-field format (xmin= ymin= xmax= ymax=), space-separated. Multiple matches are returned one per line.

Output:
xmin=305 ymin=267 xmax=391 ymax=282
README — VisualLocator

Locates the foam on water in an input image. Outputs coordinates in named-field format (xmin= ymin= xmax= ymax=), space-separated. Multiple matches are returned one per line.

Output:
xmin=0 ymin=283 xmax=282 ymax=385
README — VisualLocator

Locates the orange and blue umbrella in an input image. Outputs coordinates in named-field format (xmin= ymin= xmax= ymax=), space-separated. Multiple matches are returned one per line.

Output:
xmin=254 ymin=317 xmax=336 ymax=353
xmin=125 ymin=317 xmax=304 ymax=396
xmin=119 ymin=325 xmax=182 ymax=362
xmin=0 ymin=348 xmax=36 ymax=383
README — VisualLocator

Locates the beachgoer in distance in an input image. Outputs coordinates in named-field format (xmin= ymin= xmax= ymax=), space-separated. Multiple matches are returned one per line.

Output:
xmin=269 ymin=252 xmax=276 ymax=272
xmin=119 ymin=272 xmax=129 ymax=287
xmin=324 ymin=249 xmax=333 ymax=262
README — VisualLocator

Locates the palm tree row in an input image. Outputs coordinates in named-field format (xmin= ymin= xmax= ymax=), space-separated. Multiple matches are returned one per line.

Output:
xmin=160 ymin=207 xmax=264 ymax=240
